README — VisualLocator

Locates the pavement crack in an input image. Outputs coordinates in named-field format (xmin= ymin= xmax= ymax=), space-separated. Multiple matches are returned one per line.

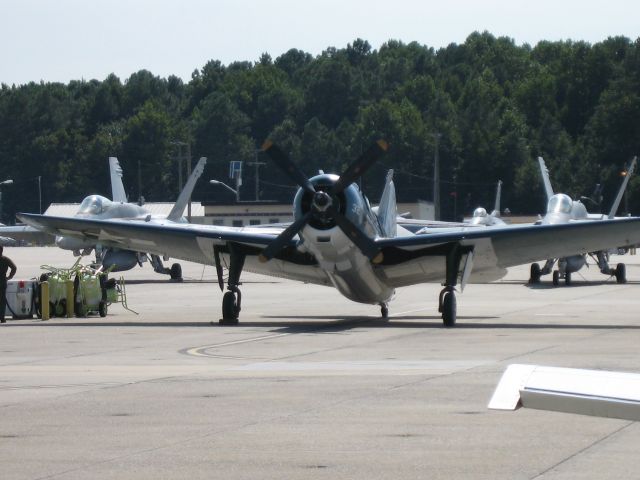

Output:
xmin=529 ymin=422 xmax=635 ymax=479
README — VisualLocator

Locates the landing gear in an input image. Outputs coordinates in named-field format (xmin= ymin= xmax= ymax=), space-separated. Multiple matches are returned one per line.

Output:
xmin=221 ymin=289 xmax=240 ymax=324
xmin=218 ymin=245 xmax=245 ymax=325
xmin=552 ymin=270 xmax=560 ymax=286
xmin=437 ymin=244 xmax=470 ymax=327
xmin=564 ymin=271 xmax=572 ymax=286
xmin=440 ymin=288 xmax=456 ymax=327
xmin=380 ymin=303 xmax=389 ymax=318
xmin=615 ymin=263 xmax=627 ymax=284
xmin=150 ymin=254 xmax=183 ymax=282
xmin=596 ymin=251 xmax=626 ymax=284
xmin=169 ymin=263 xmax=182 ymax=282
xmin=529 ymin=263 xmax=541 ymax=284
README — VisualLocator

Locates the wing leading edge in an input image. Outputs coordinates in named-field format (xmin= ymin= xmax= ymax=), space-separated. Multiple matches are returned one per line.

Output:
xmin=18 ymin=212 xmax=640 ymax=287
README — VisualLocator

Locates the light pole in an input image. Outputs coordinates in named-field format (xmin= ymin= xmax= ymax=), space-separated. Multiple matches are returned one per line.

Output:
xmin=210 ymin=180 xmax=239 ymax=202
xmin=432 ymin=133 xmax=441 ymax=221
xmin=0 ymin=179 xmax=14 ymax=224
xmin=37 ymin=176 xmax=42 ymax=214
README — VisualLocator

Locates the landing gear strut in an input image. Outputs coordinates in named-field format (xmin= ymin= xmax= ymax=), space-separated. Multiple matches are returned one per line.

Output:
xmin=596 ymin=251 xmax=626 ymax=284
xmin=218 ymin=245 xmax=245 ymax=325
xmin=438 ymin=244 xmax=465 ymax=327
xmin=150 ymin=254 xmax=183 ymax=282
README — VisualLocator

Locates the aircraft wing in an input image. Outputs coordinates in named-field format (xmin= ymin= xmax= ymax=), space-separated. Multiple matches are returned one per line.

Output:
xmin=0 ymin=224 xmax=53 ymax=244
xmin=17 ymin=213 xmax=640 ymax=287
xmin=375 ymin=217 xmax=640 ymax=286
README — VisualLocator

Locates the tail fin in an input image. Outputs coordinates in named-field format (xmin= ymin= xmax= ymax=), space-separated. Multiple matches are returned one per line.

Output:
xmin=167 ymin=157 xmax=207 ymax=222
xmin=608 ymin=156 xmax=637 ymax=219
xmin=491 ymin=180 xmax=503 ymax=217
xmin=109 ymin=157 xmax=128 ymax=203
xmin=537 ymin=157 xmax=554 ymax=201
xmin=376 ymin=169 xmax=397 ymax=238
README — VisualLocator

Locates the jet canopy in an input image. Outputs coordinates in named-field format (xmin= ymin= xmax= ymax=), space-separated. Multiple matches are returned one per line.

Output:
xmin=473 ymin=207 xmax=488 ymax=218
xmin=547 ymin=194 xmax=572 ymax=215
xmin=78 ymin=195 xmax=111 ymax=215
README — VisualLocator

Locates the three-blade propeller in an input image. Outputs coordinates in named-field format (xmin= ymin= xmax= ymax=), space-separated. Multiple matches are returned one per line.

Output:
xmin=258 ymin=140 xmax=388 ymax=263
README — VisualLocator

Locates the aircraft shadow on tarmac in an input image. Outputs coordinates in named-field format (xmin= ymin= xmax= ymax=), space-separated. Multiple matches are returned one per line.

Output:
xmin=124 ymin=279 xmax=280 ymax=285
xmin=524 ymin=279 xmax=640 ymax=289
xmin=13 ymin=316 xmax=640 ymax=333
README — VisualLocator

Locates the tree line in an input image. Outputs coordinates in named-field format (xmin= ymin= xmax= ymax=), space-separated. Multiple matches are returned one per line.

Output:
xmin=1 ymin=31 xmax=639 ymax=222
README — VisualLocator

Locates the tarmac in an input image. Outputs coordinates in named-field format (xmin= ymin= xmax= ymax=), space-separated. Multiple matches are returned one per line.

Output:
xmin=1 ymin=246 xmax=640 ymax=479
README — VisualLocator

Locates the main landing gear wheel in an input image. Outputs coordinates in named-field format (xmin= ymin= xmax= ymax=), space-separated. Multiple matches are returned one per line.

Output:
xmin=169 ymin=263 xmax=183 ymax=282
xmin=440 ymin=288 xmax=457 ymax=327
xmin=564 ymin=271 xmax=572 ymax=286
xmin=615 ymin=263 xmax=627 ymax=284
xmin=529 ymin=263 xmax=541 ymax=284
xmin=220 ymin=291 xmax=240 ymax=325
xmin=380 ymin=303 xmax=389 ymax=318
xmin=552 ymin=270 xmax=560 ymax=286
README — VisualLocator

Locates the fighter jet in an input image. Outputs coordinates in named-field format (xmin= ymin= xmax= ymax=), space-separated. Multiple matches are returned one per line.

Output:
xmin=529 ymin=156 xmax=636 ymax=285
xmin=0 ymin=224 xmax=17 ymax=246
xmin=17 ymin=141 xmax=640 ymax=327
xmin=55 ymin=156 xmax=207 ymax=280
xmin=467 ymin=180 xmax=507 ymax=227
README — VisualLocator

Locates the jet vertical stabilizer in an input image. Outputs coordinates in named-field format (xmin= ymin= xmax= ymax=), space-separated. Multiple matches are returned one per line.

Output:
xmin=491 ymin=180 xmax=503 ymax=217
xmin=537 ymin=157 xmax=554 ymax=201
xmin=608 ymin=156 xmax=637 ymax=219
xmin=377 ymin=170 xmax=397 ymax=238
xmin=109 ymin=157 xmax=128 ymax=203
xmin=167 ymin=157 xmax=207 ymax=222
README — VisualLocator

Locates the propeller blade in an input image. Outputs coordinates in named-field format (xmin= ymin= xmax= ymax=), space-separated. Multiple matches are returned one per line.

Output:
xmin=261 ymin=140 xmax=316 ymax=194
xmin=332 ymin=140 xmax=388 ymax=194
xmin=259 ymin=211 xmax=313 ymax=262
xmin=329 ymin=207 xmax=383 ymax=263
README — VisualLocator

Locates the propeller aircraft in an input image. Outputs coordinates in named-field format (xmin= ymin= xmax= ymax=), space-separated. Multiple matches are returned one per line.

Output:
xmin=17 ymin=141 xmax=640 ymax=327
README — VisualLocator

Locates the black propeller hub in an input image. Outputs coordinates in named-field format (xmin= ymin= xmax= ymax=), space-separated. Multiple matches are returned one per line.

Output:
xmin=312 ymin=191 xmax=332 ymax=212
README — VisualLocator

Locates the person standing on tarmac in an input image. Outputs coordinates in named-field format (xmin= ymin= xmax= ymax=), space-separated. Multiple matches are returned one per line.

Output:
xmin=0 ymin=246 xmax=17 ymax=323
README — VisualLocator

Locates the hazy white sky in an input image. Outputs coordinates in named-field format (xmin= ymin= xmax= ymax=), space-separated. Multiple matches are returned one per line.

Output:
xmin=1 ymin=0 xmax=638 ymax=85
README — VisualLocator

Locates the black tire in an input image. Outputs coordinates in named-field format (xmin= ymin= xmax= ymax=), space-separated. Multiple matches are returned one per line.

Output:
xmin=98 ymin=301 xmax=107 ymax=317
xmin=552 ymin=270 xmax=560 ymax=286
xmin=170 ymin=263 xmax=182 ymax=282
xmin=529 ymin=263 xmax=541 ymax=284
xmin=442 ymin=291 xmax=457 ymax=327
xmin=381 ymin=305 xmax=389 ymax=318
xmin=222 ymin=291 xmax=239 ymax=320
xmin=615 ymin=263 xmax=627 ymax=284
xmin=564 ymin=271 xmax=572 ymax=286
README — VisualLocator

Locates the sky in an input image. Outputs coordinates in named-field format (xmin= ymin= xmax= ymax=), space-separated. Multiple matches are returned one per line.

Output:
xmin=1 ymin=0 xmax=639 ymax=86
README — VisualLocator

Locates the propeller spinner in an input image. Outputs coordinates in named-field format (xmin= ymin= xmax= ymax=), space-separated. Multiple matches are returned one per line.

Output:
xmin=258 ymin=140 xmax=388 ymax=263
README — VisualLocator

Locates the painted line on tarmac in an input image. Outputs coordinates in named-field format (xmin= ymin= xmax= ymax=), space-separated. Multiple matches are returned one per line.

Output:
xmin=230 ymin=359 xmax=493 ymax=373
xmin=184 ymin=333 xmax=292 ymax=357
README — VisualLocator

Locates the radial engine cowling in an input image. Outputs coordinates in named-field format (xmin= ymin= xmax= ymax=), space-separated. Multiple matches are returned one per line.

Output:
xmin=102 ymin=249 xmax=139 ymax=272
xmin=293 ymin=173 xmax=368 ymax=232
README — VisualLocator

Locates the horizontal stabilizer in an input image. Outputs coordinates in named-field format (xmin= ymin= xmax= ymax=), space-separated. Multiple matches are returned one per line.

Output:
xmin=489 ymin=364 xmax=640 ymax=421
xmin=167 ymin=157 xmax=207 ymax=222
